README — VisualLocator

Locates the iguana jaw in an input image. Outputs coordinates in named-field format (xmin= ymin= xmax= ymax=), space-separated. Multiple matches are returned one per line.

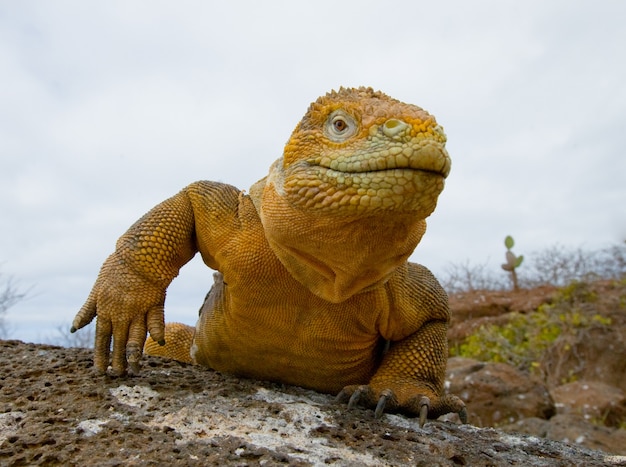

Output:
xmin=279 ymin=163 xmax=446 ymax=218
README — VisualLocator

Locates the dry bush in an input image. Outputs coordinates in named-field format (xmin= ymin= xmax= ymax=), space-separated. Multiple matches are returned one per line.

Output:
xmin=440 ymin=260 xmax=507 ymax=294
xmin=589 ymin=242 xmax=626 ymax=279
xmin=522 ymin=242 xmax=626 ymax=287
xmin=442 ymin=241 xmax=626 ymax=293
xmin=45 ymin=322 xmax=94 ymax=348
xmin=521 ymin=245 xmax=592 ymax=287
xmin=0 ymin=271 xmax=29 ymax=339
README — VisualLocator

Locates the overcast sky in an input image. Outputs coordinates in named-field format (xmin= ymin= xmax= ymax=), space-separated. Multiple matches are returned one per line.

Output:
xmin=1 ymin=1 xmax=625 ymax=343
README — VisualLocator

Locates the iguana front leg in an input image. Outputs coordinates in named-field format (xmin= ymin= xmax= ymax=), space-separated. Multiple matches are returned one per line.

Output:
xmin=337 ymin=320 xmax=467 ymax=425
xmin=71 ymin=186 xmax=201 ymax=375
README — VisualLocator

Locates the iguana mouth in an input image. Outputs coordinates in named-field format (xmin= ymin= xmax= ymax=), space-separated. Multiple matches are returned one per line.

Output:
xmin=309 ymin=144 xmax=451 ymax=179
xmin=324 ymin=165 xmax=448 ymax=178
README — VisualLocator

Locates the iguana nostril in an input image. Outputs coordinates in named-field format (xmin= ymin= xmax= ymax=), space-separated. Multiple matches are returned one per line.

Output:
xmin=382 ymin=119 xmax=409 ymax=137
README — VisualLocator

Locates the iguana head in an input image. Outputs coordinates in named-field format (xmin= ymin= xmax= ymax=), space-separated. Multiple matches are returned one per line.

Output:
xmin=251 ymin=87 xmax=451 ymax=302
xmin=272 ymin=87 xmax=450 ymax=216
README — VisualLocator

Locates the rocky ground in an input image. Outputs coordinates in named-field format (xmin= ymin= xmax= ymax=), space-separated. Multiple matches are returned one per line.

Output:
xmin=0 ymin=341 xmax=624 ymax=467
xmin=446 ymin=279 xmax=626 ymax=457
xmin=1 ymin=280 xmax=625 ymax=466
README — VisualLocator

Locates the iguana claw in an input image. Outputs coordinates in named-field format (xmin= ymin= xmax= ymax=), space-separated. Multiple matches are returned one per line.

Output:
xmin=458 ymin=405 xmax=468 ymax=424
xmin=126 ymin=344 xmax=142 ymax=375
xmin=335 ymin=385 xmax=368 ymax=410
xmin=418 ymin=396 xmax=430 ymax=427
xmin=374 ymin=389 xmax=393 ymax=419
xmin=348 ymin=390 xmax=360 ymax=409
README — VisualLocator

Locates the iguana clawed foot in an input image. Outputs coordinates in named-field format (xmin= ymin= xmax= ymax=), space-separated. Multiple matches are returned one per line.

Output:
xmin=336 ymin=384 xmax=467 ymax=427
xmin=70 ymin=256 xmax=170 ymax=377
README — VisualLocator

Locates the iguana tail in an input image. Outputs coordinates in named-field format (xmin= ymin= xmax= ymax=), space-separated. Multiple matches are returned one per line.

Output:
xmin=144 ymin=322 xmax=195 ymax=364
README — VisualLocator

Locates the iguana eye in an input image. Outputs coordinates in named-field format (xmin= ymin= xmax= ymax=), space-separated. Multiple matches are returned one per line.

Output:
xmin=334 ymin=118 xmax=347 ymax=132
xmin=325 ymin=110 xmax=358 ymax=142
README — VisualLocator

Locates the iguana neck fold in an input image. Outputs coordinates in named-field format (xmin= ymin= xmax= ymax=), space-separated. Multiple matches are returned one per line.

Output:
xmin=250 ymin=169 xmax=427 ymax=303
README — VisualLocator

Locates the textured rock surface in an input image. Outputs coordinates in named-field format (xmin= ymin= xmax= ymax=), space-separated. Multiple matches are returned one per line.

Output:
xmin=551 ymin=381 xmax=626 ymax=427
xmin=501 ymin=415 xmax=626 ymax=456
xmin=2 ymin=340 xmax=625 ymax=466
xmin=446 ymin=280 xmax=626 ymax=456
xmin=541 ymin=328 xmax=626 ymax=392
xmin=445 ymin=357 xmax=556 ymax=426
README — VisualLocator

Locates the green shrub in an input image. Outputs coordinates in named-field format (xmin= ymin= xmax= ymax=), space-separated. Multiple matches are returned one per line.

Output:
xmin=450 ymin=281 xmax=612 ymax=372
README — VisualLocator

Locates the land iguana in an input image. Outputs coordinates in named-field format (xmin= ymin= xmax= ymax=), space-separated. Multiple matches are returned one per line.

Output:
xmin=72 ymin=87 xmax=467 ymax=426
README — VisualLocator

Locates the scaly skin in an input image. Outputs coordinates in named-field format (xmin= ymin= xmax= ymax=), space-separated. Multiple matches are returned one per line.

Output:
xmin=73 ymin=87 xmax=467 ymax=425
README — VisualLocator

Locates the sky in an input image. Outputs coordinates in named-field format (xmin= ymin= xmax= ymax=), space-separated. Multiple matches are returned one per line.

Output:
xmin=1 ymin=1 xmax=625 ymax=344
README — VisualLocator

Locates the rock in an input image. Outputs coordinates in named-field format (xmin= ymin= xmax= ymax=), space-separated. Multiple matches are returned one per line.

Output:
xmin=445 ymin=357 xmax=556 ymax=427
xmin=447 ymin=286 xmax=556 ymax=347
xmin=502 ymin=415 xmax=626 ymax=456
xmin=448 ymin=280 xmax=626 ymax=395
xmin=545 ymin=414 xmax=626 ymax=457
xmin=541 ymin=328 xmax=626 ymax=392
xmin=442 ymin=280 xmax=626 ymax=458
xmin=448 ymin=286 xmax=557 ymax=327
xmin=1 ymin=340 xmax=624 ymax=466
xmin=551 ymin=380 xmax=626 ymax=427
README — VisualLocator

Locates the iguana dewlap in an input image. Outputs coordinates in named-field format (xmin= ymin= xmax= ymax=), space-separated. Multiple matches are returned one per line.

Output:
xmin=72 ymin=87 xmax=466 ymax=425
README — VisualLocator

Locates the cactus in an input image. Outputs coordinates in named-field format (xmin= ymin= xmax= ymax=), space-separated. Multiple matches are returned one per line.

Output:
xmin=501 ymin=235 xmax=524 ymax=291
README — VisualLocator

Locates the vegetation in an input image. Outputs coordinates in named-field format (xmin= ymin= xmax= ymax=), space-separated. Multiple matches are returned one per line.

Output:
xmin=450 ymin=280 xmax=615 ymax=374
xmin=442 ymin=241 xmax=626 ymax=293
xmin=44 ymin=322 xmax=95 ymax=348
xmin=524 ymin=242 xmax=626 ymax=287
xmin=0 ymin=270 xmax=29 ymax=339
xmin=0 ymin=266 xmax=94 ymax=348
xmin=501 ymin=235 xmax=524 ymax=291
xmin=447 ymin=240 xmax=625 ymax=398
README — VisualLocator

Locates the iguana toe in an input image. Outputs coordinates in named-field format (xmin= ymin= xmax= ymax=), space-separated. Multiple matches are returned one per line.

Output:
xmin=458 ymin=405 xmax=468 ymax=424
xmin=336 ymin=384 xmax=372 ymax=410
xmin=427 ymin=394 xmax=468 ymax=425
